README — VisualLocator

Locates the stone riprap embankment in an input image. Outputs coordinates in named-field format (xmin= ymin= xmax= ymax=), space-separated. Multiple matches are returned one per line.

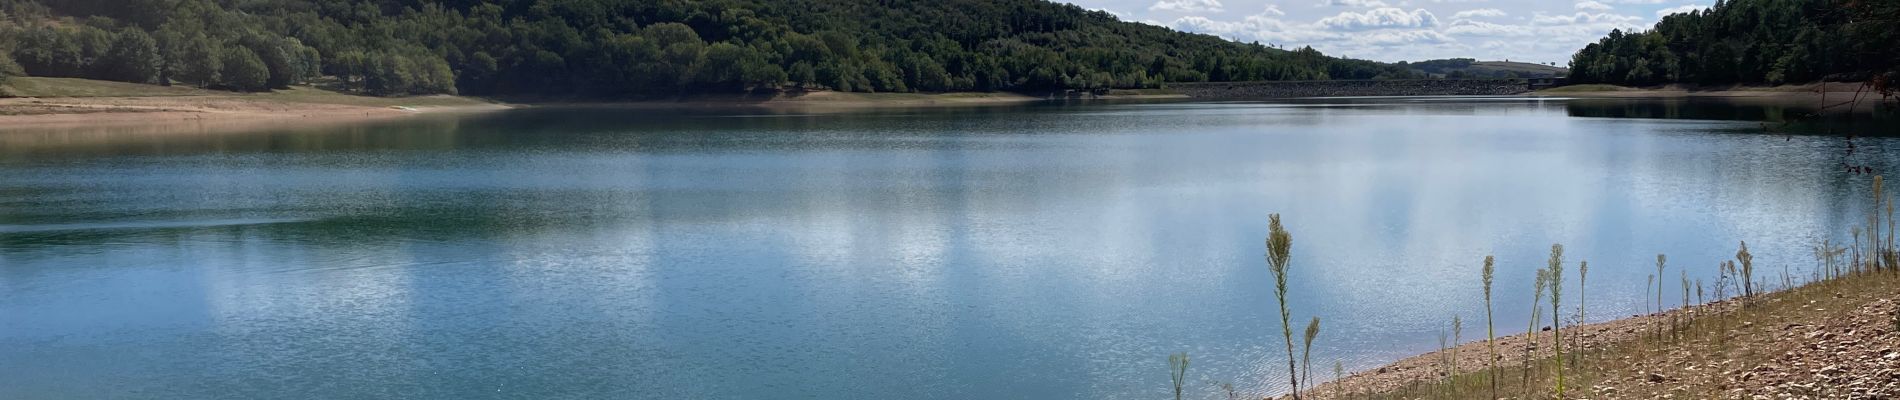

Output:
xmin=1170 ymin=79 xmax=1530 ymax=99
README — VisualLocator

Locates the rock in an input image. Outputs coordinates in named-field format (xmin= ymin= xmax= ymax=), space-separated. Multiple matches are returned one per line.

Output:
xmin=1648 ymin=372 xmax=1671 ymax=383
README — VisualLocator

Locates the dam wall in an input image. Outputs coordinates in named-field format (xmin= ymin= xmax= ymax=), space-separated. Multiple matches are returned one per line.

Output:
xmin=1169 ymin=79 xmax=1531 ymax=99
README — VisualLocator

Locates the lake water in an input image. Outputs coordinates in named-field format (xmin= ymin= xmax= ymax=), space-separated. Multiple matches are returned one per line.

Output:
xmin=3 ymin=97 xmax=1897 ymax=399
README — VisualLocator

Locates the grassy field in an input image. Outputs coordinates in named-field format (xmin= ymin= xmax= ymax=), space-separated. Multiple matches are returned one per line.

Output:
xmin=256 ymin=86 xmax=496 ymax=107
xmin=1470 ymin=61 xmax=1569 ymax=77
xmin=1 ymin=77 xmax=217 ymax=97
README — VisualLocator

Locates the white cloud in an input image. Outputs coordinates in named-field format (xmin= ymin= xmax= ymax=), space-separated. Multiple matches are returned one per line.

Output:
xmin=1357 ymin=29 xmax=1453 ymax=45
xmin=1655 ymin=4 xmax=1708 ymax=17
xmin=1320 ymin=0 xmax=1390 ymax=7
xmin=1316 ymin=8 xmax=1439 ymax=30
xmin=1530 ymin=11 xmax=1643 ymax=25
xmin=1150 ymin=0 xmax=1225 ymax=12
xmin=1170 ymin=8 xmax=1308 ymax=45
xmin=1449 ymin=8 xmax=1506 ymax=19
xmin=1574 ymin=1 xmax=1613 ymax=11
xmin=1444 ymin=19 xmax=1532 ymax=36
xmin=1105 ymin=0 xmax=1657 ymax=63
xmin=1092 ymin=8 xmax=1133 ymax=19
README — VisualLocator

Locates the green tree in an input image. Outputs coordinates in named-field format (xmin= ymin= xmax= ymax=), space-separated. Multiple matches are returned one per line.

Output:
xmin=0 ymin=52 xmax=24 ymax=86
xmin=174 ymin=33 xmax=221 ymax=87
xmin=219 ymin=45 xmax=268 ymax=92
xmin=788 ymin=61 xmax=816 ymax=88
xmin=363 ymin=51 xmax=413 ymax=95
xmin=13 ymin=26 xmax=82 ymax=76
xmin=101 ymin=28 xmax=162 ymax=83
xmin=330 ymin=49 xmax=367 ymax=90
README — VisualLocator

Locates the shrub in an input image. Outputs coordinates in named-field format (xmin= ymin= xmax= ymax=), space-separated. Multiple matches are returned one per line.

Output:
xmin=0 ymin=52 xmax=22 ymax=85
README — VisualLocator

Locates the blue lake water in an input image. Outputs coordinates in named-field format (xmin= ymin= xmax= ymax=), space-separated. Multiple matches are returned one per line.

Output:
xmin=2 ymin=97 xmax=1895 ymax=399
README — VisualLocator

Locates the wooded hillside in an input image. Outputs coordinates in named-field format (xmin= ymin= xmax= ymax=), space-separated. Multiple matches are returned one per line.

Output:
xmin=1567 ymin=0 xmax=1899 ymax=89
xmin=0 ymin=0 xmax=1422 ymax=97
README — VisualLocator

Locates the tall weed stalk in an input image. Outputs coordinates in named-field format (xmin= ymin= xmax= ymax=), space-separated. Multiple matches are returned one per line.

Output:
xmin=1546 ymin=244 xmax=1566 ymax=399
xmin=1169 ymin=353 xmax=1189 ymax=400
xmin=1481 ymin=255 xmax=1498 ymax=400
xmin=1265 ymin=214 xmax=1299 ymax=399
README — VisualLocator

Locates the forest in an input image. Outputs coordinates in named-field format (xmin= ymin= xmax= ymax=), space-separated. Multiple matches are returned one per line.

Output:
xmin=0 ymin=0 xmax=1421 ymax=97
xmin=1566 ymin=0 xmax=1900 ymax=87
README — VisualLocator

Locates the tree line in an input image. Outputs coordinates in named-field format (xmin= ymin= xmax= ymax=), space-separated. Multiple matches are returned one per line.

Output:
xmin=0 ymin=0 xmax=1422 ymax=97
xmin=1567 ymin=0 xmax=1900 ymax=87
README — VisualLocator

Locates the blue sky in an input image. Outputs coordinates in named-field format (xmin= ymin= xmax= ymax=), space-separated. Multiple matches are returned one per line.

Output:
xmin=1067 ymin=0 xmax=1711 ymax=64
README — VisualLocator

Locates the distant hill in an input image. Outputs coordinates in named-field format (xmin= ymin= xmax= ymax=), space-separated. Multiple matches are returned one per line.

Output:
xmin=1400 ymin=58 xmax=1568 ymax=79
xmin=0 ymin=0 xmax=1420 ymax=98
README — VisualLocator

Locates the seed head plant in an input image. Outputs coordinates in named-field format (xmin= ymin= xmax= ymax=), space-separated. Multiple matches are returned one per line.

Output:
xmin=1302 ymin=316 xmax=1320 ymax=393
xmin=1169 ymin=353 xmax=1190 ymax=400
xmin=1523 ymin=268 xmax=1549 ymax=387
xmin=1481 ymin=255 xmax=1498 ymax=400
xmin=1574 ymin=260 xmax=1588 ymax=366
xmin=1437 ymin=328 xmax=1450 ymax=393
xmin=1679 ymin=270 xmax=1690 ymax=336
xmin=1737 ymin=241 xmax=1755 ymax=299
xmin=1451 ymin=314 xmax=1462 ymax=395
xmin=1265 ymin=214 xmax=1299 ymax=399
xmin=1546 ymin=244 xmax=1566 ymax=399
xmin=1333 ymin=361 xmax=1344 ymax=399
xmin=1717 ymin=260 xmax=1735 ymax=301
xmin=1696 ymin=279 xmax=1704 ymax=309
xmin=1875 ymin=175 xmax=1885 ymax=270
xmin=1646 ymin=275 xmax=1654 ymax=314
xmin=1647 ymin=274 xmax=1656 ymax=341
xmin=1656 ymin=255 xmax=1666 ymax=317
xmin=1854 ymin=227 xmax=1865 ymax=274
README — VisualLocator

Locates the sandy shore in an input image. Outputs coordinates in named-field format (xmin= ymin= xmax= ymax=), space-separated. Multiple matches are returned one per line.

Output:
xmin=0 ymin=88 xmax=1188 ymax=132
xmin=0 ymin=95 xmax=511 ymax=131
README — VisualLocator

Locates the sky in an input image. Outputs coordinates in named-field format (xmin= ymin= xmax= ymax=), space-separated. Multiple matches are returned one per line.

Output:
xmin=1068 ymin=0 xmax=1711 ymax=64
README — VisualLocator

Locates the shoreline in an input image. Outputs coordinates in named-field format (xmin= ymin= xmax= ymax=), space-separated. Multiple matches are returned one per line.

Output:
xmin=7 ymin=79 xmax=1889 ymax=131
xmin=1305 ymin=299 xmax=1723 ymax=398
xmin=1534 ymin=82 xmax=1895 ymax=104
xmin=0 ymin=97 xmax=510 ymax=129
xmin=0 ymin=83 xmax=1188 ymax=131
xmin=1302 ymin=269 xmax=1900 ymax=399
